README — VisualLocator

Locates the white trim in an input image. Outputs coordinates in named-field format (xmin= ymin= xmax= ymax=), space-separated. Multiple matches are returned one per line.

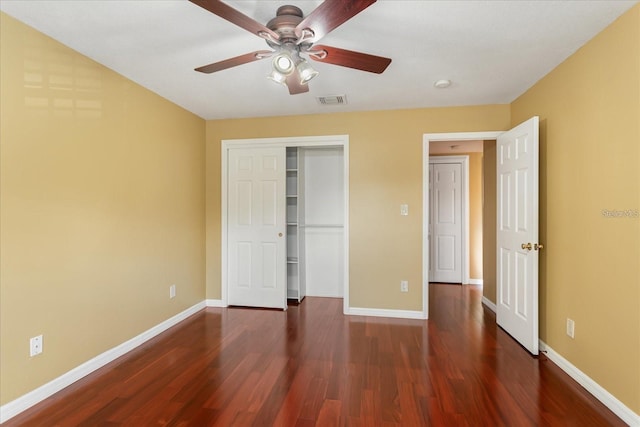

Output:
xmin=468 ymin=279 xmax=483 ymax=286
xmin=221 ymin=141 xmax=228 ymax=308
xmin=539 ymin=341 xmax=640 ymax=426
xmin=205 ymin=299 xmax=225 ymax=307
xmin=0 ymin=302 xmax=205 ymax=424
xmin=422 ymin=147 xmax=430 ymax=319
xmin=423 ymin=132 xmax=502 ymax=323
xmin=423 ymin=132 xmax=504 ymax=141
xmin=342 ymin=141 xmax=350 ymax=315
xmin=221 ymin=135 xmax=349 ymax=312
xmin=346 ymin=307 xmax=427 ymax=320
xmin=482 ymin=296 xmax=497 ymax=313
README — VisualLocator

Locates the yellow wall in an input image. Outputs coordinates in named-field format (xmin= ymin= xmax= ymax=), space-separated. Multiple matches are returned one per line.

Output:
xmin=0 ymin=14 xmax=206 ymax=405
xmin=468 ymin=153 xmax=483 ymax=280
xmin=429 ymin=152 xmax=484 ymax=281
xmin=205 ymin=107 xmax=511 ymax=309
xmin=511 ymin=4 xmax=640 ymax=413
xmin=482 ymin=141 xmax=497 ymax=303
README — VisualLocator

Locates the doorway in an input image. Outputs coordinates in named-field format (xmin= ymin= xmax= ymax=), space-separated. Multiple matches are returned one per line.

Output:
xmin=221 ymin=135 xmax=350 ymax=313
xmin=422 ymin=132 xmax=502 ymax=317
xmin=423 ymin=119 xmax=540 ymax=356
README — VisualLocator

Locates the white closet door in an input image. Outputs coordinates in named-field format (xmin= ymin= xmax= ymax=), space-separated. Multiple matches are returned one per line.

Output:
xmin=303 ymin=147 xmax=344 ymax=298
xmin=227 ymin=147 xmax=287 ymax=309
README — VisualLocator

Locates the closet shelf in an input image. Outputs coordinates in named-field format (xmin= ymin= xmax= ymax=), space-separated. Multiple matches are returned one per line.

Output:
xmin=301 ymin=224 xmax=344 ymax=228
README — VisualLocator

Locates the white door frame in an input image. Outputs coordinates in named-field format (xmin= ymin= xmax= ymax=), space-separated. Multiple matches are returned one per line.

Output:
xmin=428 ymin=155 xmax=469 ymax=284
xmin=423 ymin=132 xmax=502 ymax=318
xmin=222 ymin=135 xmax=349 ymax=313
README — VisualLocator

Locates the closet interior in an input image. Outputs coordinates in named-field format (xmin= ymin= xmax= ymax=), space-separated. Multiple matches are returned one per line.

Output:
xmin=285 ymin=146 xmax=344 ymax=301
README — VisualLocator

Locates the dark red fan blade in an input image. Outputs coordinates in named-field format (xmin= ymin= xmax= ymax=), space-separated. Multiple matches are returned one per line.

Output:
xmin=310 ymin=45 xmax=391 ymax=74
xmin=195 ymin=50 xmax=272 ymax=74
xmin=295 ymin=0 xmax=376 ymax=43
xmin=189 ymin=0 xmax=279 ymax=41
xmin=285 ymin=74 xmax=310 ymax=95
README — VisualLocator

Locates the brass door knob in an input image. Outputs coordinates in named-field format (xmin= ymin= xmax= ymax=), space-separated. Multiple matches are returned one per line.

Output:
xmin=521 ymin=243 xmax=532 ymax=251
xmin=278 ymin=232 xmax=283 ymax=237
xmin=534 ymin=243 xmax=544 ymax=250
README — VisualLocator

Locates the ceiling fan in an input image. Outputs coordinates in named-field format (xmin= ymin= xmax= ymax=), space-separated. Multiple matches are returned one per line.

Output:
xmin=189 ymin=0 xmax=392 ymax=95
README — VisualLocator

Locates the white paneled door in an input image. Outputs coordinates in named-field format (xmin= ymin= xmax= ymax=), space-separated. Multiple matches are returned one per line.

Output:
xmin=228 ymin=147 xmax=287 ymax=309
xmin=429 ymin=162 xmax=463 ymax=283
xmin=496 ymin=116 xmax=540 ymax=355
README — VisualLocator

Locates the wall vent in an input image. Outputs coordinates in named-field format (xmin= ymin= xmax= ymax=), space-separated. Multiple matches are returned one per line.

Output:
xmin=316 ymin=95 xmax=347 ymax=105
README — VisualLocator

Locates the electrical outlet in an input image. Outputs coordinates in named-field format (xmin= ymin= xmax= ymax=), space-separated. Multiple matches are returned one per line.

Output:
xmin=400 ymin=204 xmax=409 ymax=216
xmin=169 ymin=284 xmax=176 ymax=299
xmin=400 ymin=280 xmax=409 ymax=292
xmin=30 ymin=335 xmax=43 ymax=357
xmin=566 ymin=318 xmax=575 ymax=339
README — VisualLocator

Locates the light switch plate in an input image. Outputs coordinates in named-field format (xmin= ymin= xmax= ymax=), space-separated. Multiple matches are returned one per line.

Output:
xmin=400 ymin=204 xmax=409 ymax=216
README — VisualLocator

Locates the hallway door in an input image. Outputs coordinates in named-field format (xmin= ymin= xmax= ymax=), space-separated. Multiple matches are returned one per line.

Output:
xmin=429 ymin=162 xmax=463 ymax=283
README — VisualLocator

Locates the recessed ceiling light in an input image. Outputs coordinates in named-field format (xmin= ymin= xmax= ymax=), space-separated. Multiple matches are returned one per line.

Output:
xmin=434 ymin=79 xmax=452 ymax=89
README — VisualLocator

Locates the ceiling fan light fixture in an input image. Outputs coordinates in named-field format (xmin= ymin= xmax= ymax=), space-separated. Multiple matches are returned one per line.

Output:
xmin=272 ymin=52 xmax=295 ymax=75
xmin=267 ymin=69 xmax=288 ymax=85
xmin=297 ymin=59 xmax=319 ymax=85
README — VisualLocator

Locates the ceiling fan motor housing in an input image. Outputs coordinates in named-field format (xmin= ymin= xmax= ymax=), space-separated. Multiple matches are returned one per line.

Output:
xmin=267 ymin=5 xmax=305 ymax=45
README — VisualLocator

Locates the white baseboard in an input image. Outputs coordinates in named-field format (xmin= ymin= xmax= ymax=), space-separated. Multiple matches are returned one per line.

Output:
xmin=468 ymin=279 xmax=483 ymax=286
xmin=481 ymin=296 xmax=497 ymax=313
xmin=0 ymin=301 xmax=205 ymax=424
xmin=206 ymin=299 xmax=225 ymax=307
xmin=346 ymin=306 xmax=427 ymax=320
xmin=539 ymin=341 xmax=639 ymax=426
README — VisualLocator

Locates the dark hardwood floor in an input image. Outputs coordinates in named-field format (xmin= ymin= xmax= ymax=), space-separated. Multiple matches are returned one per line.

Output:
xmin=3 ymin=284 xmax=625 ymax=426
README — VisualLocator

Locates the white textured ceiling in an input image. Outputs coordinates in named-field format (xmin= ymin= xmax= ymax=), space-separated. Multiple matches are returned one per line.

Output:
xmin=1 ymin=0 xmax=636 ymax=120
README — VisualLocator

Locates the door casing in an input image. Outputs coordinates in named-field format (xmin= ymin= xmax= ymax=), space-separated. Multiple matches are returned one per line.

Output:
xmin=222 ymin=135 xmax=349 ymax=312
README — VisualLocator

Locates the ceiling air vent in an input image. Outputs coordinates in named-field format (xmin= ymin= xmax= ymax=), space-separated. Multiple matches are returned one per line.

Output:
xmin=316 ymin=95 xmax=347 ymax=105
